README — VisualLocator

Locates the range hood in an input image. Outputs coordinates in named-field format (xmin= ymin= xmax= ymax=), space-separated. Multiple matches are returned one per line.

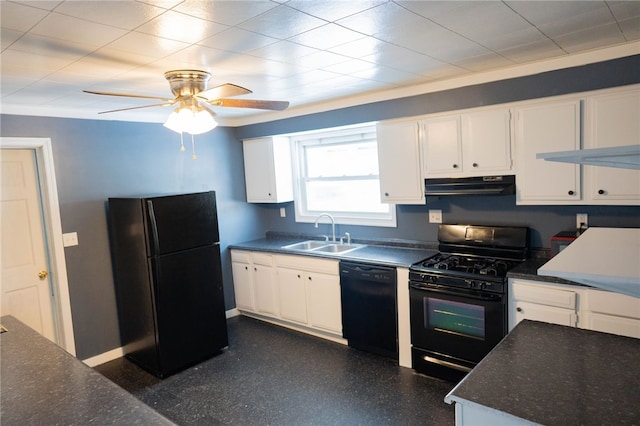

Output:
xmin=536 ymin=145 xmax=640 ymax=170
xmin=425 ymin=175 xmax=516 ymax=196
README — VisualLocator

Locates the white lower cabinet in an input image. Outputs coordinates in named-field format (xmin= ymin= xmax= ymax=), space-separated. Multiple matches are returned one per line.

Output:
xmin=509 ymin=278 xmax=640 ymax=339
xmin=509 ymin=279 xmax=579 ymax=330
xmin=582 ymin=289 xmax=640 ymax=338
xmin=231 ymin=251 xmax=278 ymax=318
xmin=232 ymin=250 xmax=342 ymax=339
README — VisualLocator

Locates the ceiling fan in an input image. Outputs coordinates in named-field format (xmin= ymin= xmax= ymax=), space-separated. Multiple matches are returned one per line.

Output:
xmin=83 ymin=69 xmax=289 ymax=122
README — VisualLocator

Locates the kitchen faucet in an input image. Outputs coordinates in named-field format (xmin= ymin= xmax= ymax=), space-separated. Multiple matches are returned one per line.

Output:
xmin=314 ymin=213 xmax=336 ymax=242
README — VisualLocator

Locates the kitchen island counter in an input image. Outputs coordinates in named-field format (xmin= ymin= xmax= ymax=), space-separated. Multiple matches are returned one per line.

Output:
xmin=445 ymin=320 xmax=640 ymax=425
xmin=0 ymin=316 xmax=174 ymax=425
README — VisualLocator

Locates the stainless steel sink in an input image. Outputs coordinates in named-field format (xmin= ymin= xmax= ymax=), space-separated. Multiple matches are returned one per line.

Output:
xmin=281 ymin=240 xmax=366 ymax=255
xmin=282 ymin=240 xmax=329 ymax=251
xmin=313 ymin=244 xmax=365 ymax=254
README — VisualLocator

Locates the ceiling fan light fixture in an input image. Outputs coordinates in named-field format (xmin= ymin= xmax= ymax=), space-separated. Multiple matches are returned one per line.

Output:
xmin=163 ymin=103 xmax=218 ymax=135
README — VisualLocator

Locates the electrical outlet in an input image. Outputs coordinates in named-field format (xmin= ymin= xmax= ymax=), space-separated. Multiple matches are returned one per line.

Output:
xmin=62 ymin=232 xmax=78 ymax=247
xmin=576 ymin=213 xmax=588 ymax=229
xmin=429 ymin=210 xmax=442 ymax=224
xmin=280 ymin=207 xmax=286 ymax=218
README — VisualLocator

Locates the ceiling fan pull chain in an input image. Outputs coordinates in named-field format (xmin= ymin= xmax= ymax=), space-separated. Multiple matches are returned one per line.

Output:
xmin=179 ymin=132 xmax=186 ymax=152
xmin=191 ymin=133 xmax=197 ymax=160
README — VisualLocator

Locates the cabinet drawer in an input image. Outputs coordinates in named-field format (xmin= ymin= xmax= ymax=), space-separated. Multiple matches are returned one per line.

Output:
xmin=252 ymin=253 xmax=273 ymax=266
xmin=512 ymin=282 xmax=576 ymax=309
xmin=585 ymin=290 xmax=640 ymax=320
xmin=514 ymin=301 xmax=577 ymax=327
xmin=231 ymin=250 xmax=251 ymax=263
xmin=275 ymin=254 xmax=338 ymax=275
xmin=583 ymin=312 xmax=640 ymax=338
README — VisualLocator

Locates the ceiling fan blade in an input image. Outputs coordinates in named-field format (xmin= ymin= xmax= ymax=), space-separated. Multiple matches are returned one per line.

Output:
xmin=196 ymin=83 xmax=252 ymax=101
xmin=84 ymin=89 xmax=173 ymax=102
xmin=97 ymin=102 xmax=175 ymax=114
xmin=212 ymin=98 xmax=290 ymax=111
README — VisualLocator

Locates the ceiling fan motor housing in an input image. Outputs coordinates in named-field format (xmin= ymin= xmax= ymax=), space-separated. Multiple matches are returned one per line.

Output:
xmin=164 ymin=70 xmax=211 ymax=98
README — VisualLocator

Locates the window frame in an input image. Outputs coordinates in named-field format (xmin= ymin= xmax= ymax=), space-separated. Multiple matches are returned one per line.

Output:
xmin=289 ymin=123 xmax=397 ymax=228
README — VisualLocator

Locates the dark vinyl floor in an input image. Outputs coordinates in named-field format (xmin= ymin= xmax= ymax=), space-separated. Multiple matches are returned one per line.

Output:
xmin=95 ymin=316 xmax=456 ymax=425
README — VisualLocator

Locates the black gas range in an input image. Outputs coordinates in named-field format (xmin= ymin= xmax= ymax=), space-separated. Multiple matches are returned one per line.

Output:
xmin=409 ymin=224 xmax=529 ymax=382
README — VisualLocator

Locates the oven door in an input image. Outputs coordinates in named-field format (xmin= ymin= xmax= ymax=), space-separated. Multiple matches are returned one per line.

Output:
xmin=410 ymin=281 xmax=506 ymax=368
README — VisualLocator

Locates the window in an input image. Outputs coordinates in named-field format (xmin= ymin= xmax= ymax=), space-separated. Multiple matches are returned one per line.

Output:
xmin=290 ymin=123 xmax=396 ymax=227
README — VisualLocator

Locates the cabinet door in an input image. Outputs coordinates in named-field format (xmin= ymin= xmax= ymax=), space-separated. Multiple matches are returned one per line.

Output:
xmin=231 ymin=261 xmax=255 ymax=311
xmin=254 ymin=264 xmax=278 ymax=317
xmin=305 ymin=272 xmax=342 ymax=334
xmin=515 ymin=100 xmax=581 ymax=204
xmin=513 ymin=301 xmax=577 ymax=328
xmin=422 ymin=115 xmax=462 ymax=177
xmin=461 ymin=109 xmax=512 ymax=175
xmin=582 ymin=312 xmax=640 ymax=339
xmin=377 ymin=121 xmax=424 ymax=204
xmin=277 ymin=267 xmax=308 ymax=324
xmin=243 ymin=137 xmax=293 ymax=203
xmin=585 ymin=89 xmax=640 ymax=204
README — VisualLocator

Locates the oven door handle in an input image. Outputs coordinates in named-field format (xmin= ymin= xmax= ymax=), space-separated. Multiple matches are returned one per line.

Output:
xmin=410 ymin=282 xmax=502 ymax=302
xmin=423 ymin=355 xmax=472 ymax=373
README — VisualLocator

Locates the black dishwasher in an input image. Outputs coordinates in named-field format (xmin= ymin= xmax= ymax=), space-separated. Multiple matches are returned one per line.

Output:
xmin=340 ymin=261 xmax=398 ymax=360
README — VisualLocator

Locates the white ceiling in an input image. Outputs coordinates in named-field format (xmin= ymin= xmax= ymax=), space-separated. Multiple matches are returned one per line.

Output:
xmin=1 ymin=0 xmax=639 ymax=127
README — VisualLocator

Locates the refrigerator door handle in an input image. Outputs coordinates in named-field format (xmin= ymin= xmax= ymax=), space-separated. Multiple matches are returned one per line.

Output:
xmin=147 ymin=200 xmax=161 ymax=255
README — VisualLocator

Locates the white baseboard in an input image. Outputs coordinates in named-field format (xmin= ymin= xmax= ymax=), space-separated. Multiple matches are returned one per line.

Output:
xmin=84 ymin=308 xmax=240 ymax=367
xmin=83 ymin=347 xmax=124 ymax=367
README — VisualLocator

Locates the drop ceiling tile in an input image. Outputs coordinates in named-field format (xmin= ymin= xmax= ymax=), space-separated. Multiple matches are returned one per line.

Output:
xmin=478 ymin=27 xmax=550 ymax=52
xmin=336 ymin=2 xmax=426 ymax=38
xmin=53 ymin=1 xmax=166 ymax=30
xmin=1 ymin=28 xmax=23 ymax=50
xmin=0 ymin=2 xmax=50 ymax=32
xmin=554 ymin=22 xmax=627 ymax=53
xmin=505 ymin=1 xmax=609 ymax=29
xmin=152 ymin=45 xmax=237 ymax=71
xmin=321 ymin=58 xmax=380 ymax=76
xmin=288 ymin=23 xmax=366 ymax=50
xmin=12 ymin=1 xmax=63 ymax=12
xmin=9 ymin=33 xmax=98 ymax=60
xmin=618 ymin=17 xmax=640 ymax=41
xmin=29 ymin=12 xmax=128 ymax=47
xmin=1 ymin=48 xmax=75 ymax=76
xmin=285 ymin=0 xmax=386 ymax=23
xmin=328 ymin=36 xmax=387 ymax=59
xmin=608 ymin=1 xmax=640 ymax=19
xmin=498 ymin=39 xmax=566 ymax=63
xmin=173 ymin=0 xmax=279 ymax=26
xmin=105 ymin=31 xmax=189 ymax=59
xmin=136 ymin=10 xmax=228 ymax=43
xmin=452 ymin=52 xmax=515 ymax=72
xmin=297 ymin=50 xmax=352 ymax=68
xmin=248 ymin=40 xmax=318 ymax=64
xmin=536 ymin=6 xmax=616 ymax=37
xmin=198 ymin=27 xmax=278 ymax=54
xmin=62 ymin=49 xmax=157 ymax=81
xmin=236 ymin=4 xmax=326 ymax=39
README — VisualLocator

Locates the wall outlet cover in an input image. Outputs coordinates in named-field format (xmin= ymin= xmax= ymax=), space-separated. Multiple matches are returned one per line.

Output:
xmin=576 ymin=213 xmax=588 ymax=229
xmin=429 ymin=210 xmax=443 ymax=224
xmin=62 ymin=232 xmax=78 ymax=247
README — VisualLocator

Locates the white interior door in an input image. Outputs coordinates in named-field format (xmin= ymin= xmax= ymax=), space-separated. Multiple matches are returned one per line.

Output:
xmin=0 ymin=149 xmax=56 ymax=341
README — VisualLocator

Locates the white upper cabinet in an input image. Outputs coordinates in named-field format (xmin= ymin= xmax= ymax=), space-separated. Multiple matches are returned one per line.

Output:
xmin=243 ymin=137 xmax=293 ymax=203
xmin=584 ymin=87 xmax=640 ymax=205
xmin=422 ymin=108 xmax=512 ymax=178
xmin=514 ymin=99 xmax=582 ymax=204
xmin=376 ymin=120 xmax=425 ymax=204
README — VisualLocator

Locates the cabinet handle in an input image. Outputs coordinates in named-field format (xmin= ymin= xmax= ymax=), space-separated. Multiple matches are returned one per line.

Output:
xmin=268 ymin=192 xmax=272 ymax=196
xmin=568 ymin=190 xmax=574 ymax=195
xmin=308 ymin=276 xmax=312 ymax=281
xmin=254 ymin=267 xmax=257 ymax=271
xmin=452 ymin=164 xmax=458 ymax=169
xmin=598 ymin=189 xmax=605 ymax=195
xmin=516 ymin=307 xmax=523 ymax=312
xmin=384 ymin=192 xmax=389 ymax=196
xmin=297 ymin=274 xmax=301 ymax=278
xmin=472 ymin=163 xmax=478 ymax=168
xmin=244 ymin=266 xmax=248 ymax=270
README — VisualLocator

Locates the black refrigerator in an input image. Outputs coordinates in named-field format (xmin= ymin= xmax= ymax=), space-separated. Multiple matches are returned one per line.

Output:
xmin=108 ymin=191 xmax=228 ymax=378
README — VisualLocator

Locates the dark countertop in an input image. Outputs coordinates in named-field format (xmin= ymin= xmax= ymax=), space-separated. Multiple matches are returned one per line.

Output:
xmin=229 ymin=236 xmax=439 ymax=268
xmin=508 ymin=257 xmax=592 ymax=287
xmin=0 ymin=316 xmax=174 ymax=426
xmin=445 ymin=320 xmax=640 ymax=425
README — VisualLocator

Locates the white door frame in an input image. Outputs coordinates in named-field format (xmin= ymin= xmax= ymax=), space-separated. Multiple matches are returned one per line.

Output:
xmin=1 ymin=137 xmax=76 ymax=355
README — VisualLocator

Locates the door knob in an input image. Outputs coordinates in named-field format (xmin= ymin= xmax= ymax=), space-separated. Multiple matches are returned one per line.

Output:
xmin=38 ymin=270 xmax=49 ymax=280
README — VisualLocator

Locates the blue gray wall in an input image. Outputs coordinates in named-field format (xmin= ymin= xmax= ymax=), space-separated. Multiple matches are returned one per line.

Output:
xmin=0 ymin=116 xmax=266 ymax=359
xmin=1 ymin=54 xmax=639 ymax=360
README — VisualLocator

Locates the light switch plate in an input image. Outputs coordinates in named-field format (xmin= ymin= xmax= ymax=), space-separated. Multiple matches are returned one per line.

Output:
xmin=280 ymin=207 xmax=286 ymax=218
xmin=576 ymin=213 xmax=588 ymax=229
xmin=62 ymin=232 xmax=78 ymax=247
xmin=429 ymin=210 xmax=442 ymax=224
